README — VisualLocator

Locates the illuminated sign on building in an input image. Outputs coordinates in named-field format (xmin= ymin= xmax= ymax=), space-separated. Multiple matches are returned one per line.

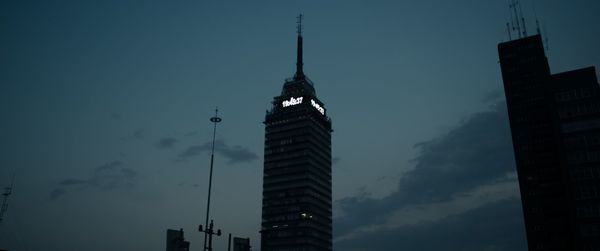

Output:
xmin=311 ymin=99 xmax=325 ymax=115
xmin=282 ymin=97 xmax=325 ymax=115
xmin=282 ymin=97 xmax=303 ymax=107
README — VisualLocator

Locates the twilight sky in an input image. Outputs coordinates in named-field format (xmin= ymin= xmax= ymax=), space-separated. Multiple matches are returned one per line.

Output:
xmin=1 ymin=1 xmax=599 ymax=250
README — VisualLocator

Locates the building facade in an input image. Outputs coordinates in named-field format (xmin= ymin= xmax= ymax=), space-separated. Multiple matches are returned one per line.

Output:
xmin=166 ymin=229 xmax=190 ymax=251
xmin=233 ymin=237 xmax=251 ymax=251
xmin=260 ymin=19 xmax=333 ymax=251
xmin=499 ymin=34 xmax=600 ymax=251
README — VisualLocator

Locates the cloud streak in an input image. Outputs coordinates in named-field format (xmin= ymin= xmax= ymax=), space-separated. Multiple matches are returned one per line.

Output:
xmin=178 ymin=140 xmax=258 ymax=164
xmin=334 ymin=101 xmax=525 ymax=250
xmin=335 ymin=198 xmax=526 ymax=251
xmin=156 ymin=137 xmax=178 ymax=149
xmin=120 ymin=128 xmax=144 ymax=141
xmin=51 ymin=160 xmax=138 ymax=200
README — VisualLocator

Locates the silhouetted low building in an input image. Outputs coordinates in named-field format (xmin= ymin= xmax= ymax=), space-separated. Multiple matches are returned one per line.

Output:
xmin=499 ymin=34 xmax=600 ymax=251
xmin=166 ymin=228 xmax=190 ymax=251
xmin=233 ymin=237 xmax=251 ymax=251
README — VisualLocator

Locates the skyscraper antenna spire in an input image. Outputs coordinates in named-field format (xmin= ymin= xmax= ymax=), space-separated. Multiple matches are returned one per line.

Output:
xmin=297 ymin=13 xmax=303 ymax=37
xmin=294 ymin=14 xmax=305 ymax=80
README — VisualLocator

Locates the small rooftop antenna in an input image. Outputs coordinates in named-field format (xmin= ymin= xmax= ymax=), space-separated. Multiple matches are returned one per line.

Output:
xmin=518 ymin=0 xmax=527 ymax=37
xmin=531 ymin=0 xmax=541 ymax=35
xmin=509 ymin=0 xmax=522 ymax=38
xmin=543 ymin=24 xmax=550 ymax=54
xmin=0 ymin=173 xmax=15 ymax=224
xmin=507 ymin=0 xmax=515 ymax=40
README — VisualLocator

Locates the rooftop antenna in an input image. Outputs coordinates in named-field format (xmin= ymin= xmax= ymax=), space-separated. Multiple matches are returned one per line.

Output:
xmin=0 ymin=173 xmax=15 ymax=224
xmin=531 ymin=0 xmax=541 ymax=35
xmin=506 ymin=22 xmax=512 ymax=41
xmin=294 ymin=14 xmax=305 ymax=80
xmin=530 ymin=0 xmax=546 ymax=56
xmin=507 ymin=0 xmax=516 ymax=40
xmin=518 ymin=0 xmax=527 ymax=37
xmin=199 ymin=108 xmax=223 ymax=251
xmin=543 ymin=24 xmax=550 ymax=54
xmin=509 ymin=0 xmax=522 ymax=39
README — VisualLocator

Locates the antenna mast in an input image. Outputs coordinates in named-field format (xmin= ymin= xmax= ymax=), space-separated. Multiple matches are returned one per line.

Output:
xmin=531 ymin=0 xmax=541 ymax=35
xmin=200 ymin=108 xmax=223 ymax=251
xmin=506 ymin=0 xmax=516 ymax=40
xmin=296 ymin=13 xmax=303 ymax=36
xmin=518 ymin=0 xmax=527 ymax=37
xmin=510 ymin=0 xmax=521 ymax=38
xmin=0 ymin=174 xmax=15 ymax=223
xmin=543 ymin=24 xmax=550 ymax=53
xmin=294 ymin=14 xmax=305 ymax=80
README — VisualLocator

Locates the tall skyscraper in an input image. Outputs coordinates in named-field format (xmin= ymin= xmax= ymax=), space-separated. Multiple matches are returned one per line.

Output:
xmin=499 ymin=34 xmax=600 ymax=250
xmin=261 ymin=16 xmax=333 ymax=251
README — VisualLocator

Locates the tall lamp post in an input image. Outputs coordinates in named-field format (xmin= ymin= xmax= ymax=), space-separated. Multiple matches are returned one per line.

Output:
xmin=199 ymin=108 xmax=222 ymax=251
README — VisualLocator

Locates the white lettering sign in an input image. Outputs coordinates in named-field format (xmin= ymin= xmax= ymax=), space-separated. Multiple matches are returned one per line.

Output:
xmin=282 ymin=97 xmax=303 ymax=107
xmin=311 ymin=99 xmax=325 ymax=115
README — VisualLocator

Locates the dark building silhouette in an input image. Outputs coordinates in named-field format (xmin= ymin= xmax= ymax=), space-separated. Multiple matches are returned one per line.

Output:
xmin=233 ymin=237 xmax=251 ymax=251
xmin=499 ymin=34 xmax=600 ymax=251
xmin=166 ymin=229 xmax=190 ymax=251
xmin=260 ymin=16 xmax=333 ymax=251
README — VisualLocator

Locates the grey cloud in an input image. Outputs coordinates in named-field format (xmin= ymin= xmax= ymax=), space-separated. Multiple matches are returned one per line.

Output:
xmin=133 ymin=129 xmax=144 ymax=139
xmin=120 ymin=128 xmax=144 ymax=141
xmin=335 ymin=198 xmax=526 ymax=251
xmin=96 ymin=160 xmax=122 ymax=171
xmin=110 ymin=112 xmax=121 ymax=120
xmin=51 ymin=161 xmax=138 ymax=200
xmin=156 ymin=137 xmax=178 ymax=149
xmin=58 ymin=178 xmax=88 ymax=186
xmin=184 ymin=131 xmax=198 ymax=137
xmin=178 ymin=140 xmax=258 ymax=164
xmin=335 ymin=100 xmax=521 ymax=249
xmin=50 ymin=188 xmax=67 ymax=200
xmin=179 ymin=145 xmax=207 ymax=159
xmin=176 ymin=182 xmax=201 ymax=189
xmin=120 ymin=167 xmax=137 ymax=179
xmin=481 ymin=89 xmax=504 ymax=103
xmin=399 ymin=102 xmax=515 ymax=203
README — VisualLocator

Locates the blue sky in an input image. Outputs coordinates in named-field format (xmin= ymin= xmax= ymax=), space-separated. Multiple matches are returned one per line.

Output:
xmin=1 ymin=0 xmax=599 ymax=250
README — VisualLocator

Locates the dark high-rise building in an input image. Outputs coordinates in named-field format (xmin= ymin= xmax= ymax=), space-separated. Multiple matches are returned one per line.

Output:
xmin=166 ymin=229 xmax=190 ymax=251
xmin=261 ymin=16 xmax=333 ymax=251
xmin=499 ymin=34 xmax=600 ymax=251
